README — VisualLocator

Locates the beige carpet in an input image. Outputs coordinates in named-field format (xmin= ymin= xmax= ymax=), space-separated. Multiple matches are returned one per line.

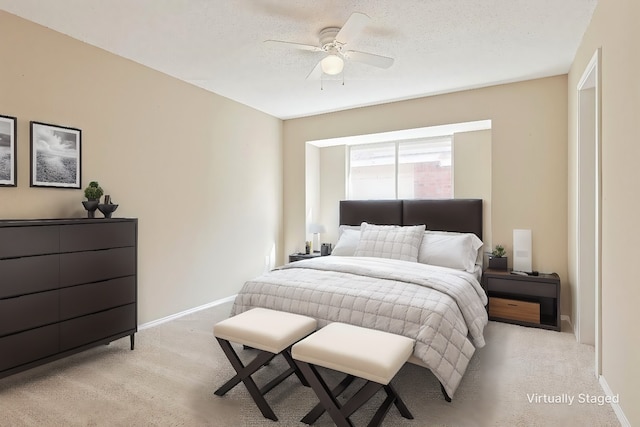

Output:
xmin=0 ymin=302 xmax=620 ymax=426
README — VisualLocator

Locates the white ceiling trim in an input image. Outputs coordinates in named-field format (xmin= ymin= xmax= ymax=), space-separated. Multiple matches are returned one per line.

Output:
xmin=307 ymin=120 xmax=492 ymax=147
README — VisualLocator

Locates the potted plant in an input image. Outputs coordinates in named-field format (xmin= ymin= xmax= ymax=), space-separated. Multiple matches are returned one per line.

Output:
xmin=488 ymin=244 xmax=508 ymax=270
xmin=82 ymin=181 xmax=103 ymax=218
xmin=84 ymin=181 xmax=104 ymax=201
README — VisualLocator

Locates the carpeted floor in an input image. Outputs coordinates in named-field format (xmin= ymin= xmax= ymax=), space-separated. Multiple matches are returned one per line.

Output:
xmin=0 ymin=301 xmax=620 ymax=426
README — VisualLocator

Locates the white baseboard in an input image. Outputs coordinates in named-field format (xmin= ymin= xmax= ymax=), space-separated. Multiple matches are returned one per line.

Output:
xmin=561 ymin=314 xmax=571 ymax=327
xmin=599 ymin=375 xmax=630 ymax=427
xmin=138 ymin=295 xmax=237 ymax=331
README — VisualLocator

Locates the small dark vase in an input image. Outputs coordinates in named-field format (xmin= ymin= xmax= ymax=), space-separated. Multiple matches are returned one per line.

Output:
xmin=98 ymin=203 xmax=119 ymax=218
xmin=82 ymin=200 xmax=99 ymax=218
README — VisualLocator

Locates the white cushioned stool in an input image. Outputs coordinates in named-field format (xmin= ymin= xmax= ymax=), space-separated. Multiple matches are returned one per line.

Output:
xmin=213 ymin=308 xmax=317 ymax=421
xmin=292 ymin=322 xmax=415 ymax=427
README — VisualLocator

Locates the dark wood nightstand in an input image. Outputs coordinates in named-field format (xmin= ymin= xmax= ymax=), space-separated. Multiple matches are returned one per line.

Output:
xmin=288 ymin=252 xmax=322 ymax=263
xmin=482 ymin=269 xmax=561 ymax=331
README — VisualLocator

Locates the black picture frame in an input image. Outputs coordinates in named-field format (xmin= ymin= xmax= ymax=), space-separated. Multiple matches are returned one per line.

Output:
xmin=0 ymin=114 xmax=17 ymax=187
xmin=30 ymin=121 xmax=81 ymax=189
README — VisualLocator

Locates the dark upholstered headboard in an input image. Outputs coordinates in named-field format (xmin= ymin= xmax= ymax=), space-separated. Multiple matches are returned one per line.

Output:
xmin=339 ymin=200 xmax=402 ymax=226
xmin=340 ymin=199 xmax=483 ymax=240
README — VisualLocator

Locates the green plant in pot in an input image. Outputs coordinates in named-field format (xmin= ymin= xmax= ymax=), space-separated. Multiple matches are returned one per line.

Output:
xmin=82 ymin=181 xmax=103 ymax=218
xmin=489 ymin=244 xmax=508 ymax=270
xmin=84 ymin=181 xmax=104 ymax=201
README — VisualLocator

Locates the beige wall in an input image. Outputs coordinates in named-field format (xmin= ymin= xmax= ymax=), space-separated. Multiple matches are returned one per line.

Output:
xmin=568 ymin=0 xmax=640 ymax=424
xmin=284 ymin=76 xmax=568 ymax=308
xmin=453 ymin=130 xmax=492 ymax=248
xmin=304 ymin=144 xmax=320 ymax=252
xmin=318 ymin=145 xmax=347 ymax=246
xmin=0 ymin=11 xmax=284 ymax=324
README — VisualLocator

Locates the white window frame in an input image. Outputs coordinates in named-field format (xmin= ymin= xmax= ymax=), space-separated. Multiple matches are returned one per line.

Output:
xmin=347 ymin=136 xmax=453 ymax=200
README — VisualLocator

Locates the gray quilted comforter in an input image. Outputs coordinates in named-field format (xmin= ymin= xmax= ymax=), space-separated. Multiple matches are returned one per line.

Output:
xmin=231 ymin=256 xmax=488 ymax=397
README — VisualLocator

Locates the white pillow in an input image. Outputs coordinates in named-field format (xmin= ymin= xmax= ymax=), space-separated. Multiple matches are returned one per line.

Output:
xmin=331 ymin=229 xmax=361 ymax=256
xmin=418 ymin=230 xmax=483 ymax=272
xmin=354 ymin=222 xmax=425 ymax=262
xmin=338 ymin=224 xmax=361 ymax=238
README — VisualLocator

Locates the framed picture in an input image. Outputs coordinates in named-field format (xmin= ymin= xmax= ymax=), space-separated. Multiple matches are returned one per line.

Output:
xmin=30 ymin=121 xmax=81 ymax=189
xmin=0 ymin=114 xmax=17 ymax=187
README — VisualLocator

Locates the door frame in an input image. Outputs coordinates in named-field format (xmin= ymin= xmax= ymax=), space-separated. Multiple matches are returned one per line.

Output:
xmin=576 ymin=48 xmax=602 ymax=376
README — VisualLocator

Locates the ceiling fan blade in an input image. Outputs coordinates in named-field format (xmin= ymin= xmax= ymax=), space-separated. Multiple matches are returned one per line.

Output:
xmin=345 ymin=50 xmax=394 ymax=69
xmin=264 ymin=39 xmax=322 ymax=52
xmin=335 ymin=12 xmax=370 ymax=45
xmin=306 ymin=60 xmax=323 ymax=80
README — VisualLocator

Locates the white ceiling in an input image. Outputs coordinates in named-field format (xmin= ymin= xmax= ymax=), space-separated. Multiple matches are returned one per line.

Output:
xmin=0 ymin=0 xmax=597 ymax=119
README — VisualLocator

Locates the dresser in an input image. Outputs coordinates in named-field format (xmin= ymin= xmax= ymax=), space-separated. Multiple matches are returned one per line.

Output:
xmin=0 ymin=218 xmax=138 ymax=379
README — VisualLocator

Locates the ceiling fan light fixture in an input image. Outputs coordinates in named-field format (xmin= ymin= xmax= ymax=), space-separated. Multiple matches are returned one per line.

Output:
xmin=321 ymin=54 xmax=344 ymax=75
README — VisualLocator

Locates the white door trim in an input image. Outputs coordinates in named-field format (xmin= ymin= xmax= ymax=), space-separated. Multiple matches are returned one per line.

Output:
xmin=576 ymin=47 xmax=602 ymax=376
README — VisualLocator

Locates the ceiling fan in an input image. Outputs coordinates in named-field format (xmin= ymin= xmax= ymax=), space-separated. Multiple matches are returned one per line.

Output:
xmin=265 ymin=12 xmax=394 ymax=79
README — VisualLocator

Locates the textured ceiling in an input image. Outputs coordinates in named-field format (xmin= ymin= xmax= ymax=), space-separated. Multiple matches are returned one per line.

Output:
xmin=0 ymin=0 xmax=597 ymax=119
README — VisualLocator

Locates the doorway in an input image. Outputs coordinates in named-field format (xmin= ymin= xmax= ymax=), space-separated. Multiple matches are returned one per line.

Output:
xmin=576 ymin=48 xmax=601 ymax=376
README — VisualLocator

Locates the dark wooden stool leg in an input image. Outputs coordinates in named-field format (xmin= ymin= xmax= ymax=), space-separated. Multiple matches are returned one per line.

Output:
xmin=385 ymin=383 xmax=413 ymax=419
xmin=215 ymin=339 xmax=275 ymax=395
xmin=367 ymin=393 xmax=395 ymax=427
xmin=340 ymin=381 xmax=383 ymax=419
xmin=301 ymin=374 xmax=356 ymax=424
xmin=297 ymin=361 xmax=413 ymax=427
xmin=214 ymin=338 xmax=278 ymax=421
xmin=282 ymin=348 xmax=310 ymax=387
xmin=297 ymin=361 xmax=353 ymax=427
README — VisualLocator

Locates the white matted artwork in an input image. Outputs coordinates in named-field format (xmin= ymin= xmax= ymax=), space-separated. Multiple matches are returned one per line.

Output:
xmin=30 ymin=121 xmax=81 ymax=189
xmin=0 ymin=114 xmax=17 ymax=187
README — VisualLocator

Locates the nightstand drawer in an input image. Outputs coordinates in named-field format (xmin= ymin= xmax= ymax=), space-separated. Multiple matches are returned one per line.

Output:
xmin=489 ymin=297 xmax=540 ymax=324
xmin=487 ymin=277 xmax=556 ymax=298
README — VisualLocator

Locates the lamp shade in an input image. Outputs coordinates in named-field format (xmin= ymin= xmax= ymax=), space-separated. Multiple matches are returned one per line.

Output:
xmin=320 ymin=55 xmax=344 ymax=75
xmin=308 ymin=223 xmax=326 ymax=234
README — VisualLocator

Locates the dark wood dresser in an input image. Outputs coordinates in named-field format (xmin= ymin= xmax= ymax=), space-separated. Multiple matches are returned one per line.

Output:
xmin=0 ymin=218 xmax=138 ymax=379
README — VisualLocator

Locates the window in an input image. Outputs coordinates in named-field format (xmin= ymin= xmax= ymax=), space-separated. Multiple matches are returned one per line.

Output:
xmin=348 ymin=136 xmax=452 ymax=200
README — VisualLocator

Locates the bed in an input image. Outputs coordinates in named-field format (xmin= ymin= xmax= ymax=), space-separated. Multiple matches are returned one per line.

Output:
xmin=231 ymin=199 xmax=488 ymax=400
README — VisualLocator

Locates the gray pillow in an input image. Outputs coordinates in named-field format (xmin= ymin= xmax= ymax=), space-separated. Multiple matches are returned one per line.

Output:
xmin=354 ymin=222 xmax=425 ymax=262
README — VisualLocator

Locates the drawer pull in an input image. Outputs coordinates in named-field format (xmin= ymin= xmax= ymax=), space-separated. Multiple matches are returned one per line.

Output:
xmin=508 ymin=303 xmax=518 ymax=306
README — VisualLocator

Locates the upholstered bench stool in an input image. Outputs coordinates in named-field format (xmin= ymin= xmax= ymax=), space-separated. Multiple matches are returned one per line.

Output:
xmin=292 ymin=322 xmax=415 ymax=427
xmin=213 ymin=307 xmax=317 ymax=421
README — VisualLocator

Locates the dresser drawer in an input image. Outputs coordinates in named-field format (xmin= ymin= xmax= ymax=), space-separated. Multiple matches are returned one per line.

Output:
xmin=0 ymin=254 xmax=59 ymax=298
xmin=0 ymin=225 xmax=59 ymax=258
xmin=59 ymin=247 xmax=136 ymax=286
xmin=0 ymin=290 xmax=59 ymax=336
xmin=60 ymin=221 xmax=136 ymax=252
xmin=60 ymin=304 xmax=136 ymax=351
xmin=489 ymin=297 xmax=540 ymax=324
xmin=60 ymin=277 xmax=136 ymax=320
xmin=0 ymin=324 xmax=59 ymax=372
